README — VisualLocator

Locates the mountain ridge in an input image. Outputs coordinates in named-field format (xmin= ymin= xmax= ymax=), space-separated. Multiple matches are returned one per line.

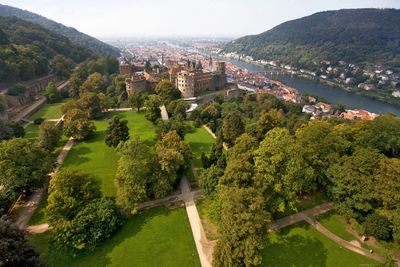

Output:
xmin=223 ymin=8 xmax=400 ymax=71
xmin=0 ymin=4 xmax=120 ymax=57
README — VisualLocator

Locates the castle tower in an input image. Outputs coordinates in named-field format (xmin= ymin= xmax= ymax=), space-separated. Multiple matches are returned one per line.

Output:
xmin=176 ymin=71 xmax=195 ymax=98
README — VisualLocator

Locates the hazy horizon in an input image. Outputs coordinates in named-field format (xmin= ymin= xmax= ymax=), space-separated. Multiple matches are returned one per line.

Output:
xmin=2 ymin=0 xmax=400 ymax=39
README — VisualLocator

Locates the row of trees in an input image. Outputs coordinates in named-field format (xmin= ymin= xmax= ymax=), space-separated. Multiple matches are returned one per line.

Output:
xmin=195 ymin=94 xmax=400 ymax=266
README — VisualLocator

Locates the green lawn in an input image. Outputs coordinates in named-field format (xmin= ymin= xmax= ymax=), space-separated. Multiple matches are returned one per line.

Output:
xmin=30 ymin=100 xmax=68 ymax=120
xmin=25 ymin=123 xmax=40 ymax=140
xmin=28 ymin=207 xmax=200 ymax=267
xmin=196 ymin=198 xmax=219 ymax=241
xmin=29 ymin=111 xmax=156 ymax=225
xmin=60 ymin=111 xmax=156 ymax=197
xmin=260 ymin=221 xmax=379 ymax=267
xmin=317 ymin=211 xmax=357 ymax=242
xmin=184 ymin=125 xmax=215 ymax=186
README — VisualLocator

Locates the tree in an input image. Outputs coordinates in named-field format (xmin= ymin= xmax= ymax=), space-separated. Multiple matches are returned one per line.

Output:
xmin=105 ymin=116 xmax=129 ymax=148
xmin=8 ymin=122 xmax=25 ymax=138
xmin=0 ymin=139 xmax=52 ymax=202
xmin=46 ymin=171 xmax=101 ymax=224
xmin=254 ymin=128 xmax=309 ymax=213
xmin=0 ymin=217 xmax=42 ymax=267
xmin=0 ymin=121 xmax=14 ymax=141
xmin=156 ymin=114 xmax=187 ymax=139
xmin=50 ymin=198 xmax=123 ymax=252
xmin=128 ymin=91 xmax=146 ymax=112
xmin=68 ymin=75 xmax=82 ymax=98
xmin=77 ymin=92 xmax=104 ymax=119
xmin=200 ymin=165 xmax=224 ymax=196
xmin=155 ymin=80 xmax=181 ymax=104
xmin=255 ymin=109 xmax=283 ymax=141
xmin=44 ymin=82 xmax=61 ymax=103
xmin=167 ymin=99 xmax=190 ymax=119
xmin=144 ymin=94 xmax=162 ymax=124
xmin=115 ymin=138 xmax=153 ymax=214
xmin=228 ymin=133 xmax=258 ymax=163
xmin=152 ymin=131 xmax=192 ymax=197
xmin=393 ymin=212 xmax=400 ymax=244
xmin=63 ymin=109 xmax=96 ymax=140
xmin=221 ymin=111 xmax=245 ymax=147
xmin=38 ymin=122 xmax=62 ymax=152
xmin=377 ymin=158 xmax=400 ymax=212
xmin=80 ymin=72 xmax=106 ymax=94
xmin=364 ymin=213 xmax=392 ymax=241
xmin=213 ymin=187 xmax=270 ymax=267
xmin=327 ymin=148 xmax=383 ymax=220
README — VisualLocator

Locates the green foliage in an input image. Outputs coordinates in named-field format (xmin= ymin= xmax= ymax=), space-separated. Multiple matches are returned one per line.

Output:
xmin=393 ymin=213 xmax=400 ymax=244
xmin=0 ymin=138 xmax=52 ymax=213
xmin=199 ymin=165 xmax=224 ymax=196
xmin=224 ymin=9 xmax=400 ymax=70
xmin=364 ymin=213 xmax=392 ymax=241
xmin=255 ymin=109 xmax=284 ymax=141
xmin=0 ymin=16 xmax=91 ymax=83
xmin=46 ymin=171 xmax=101 ymax=224
xmin=38 ymin=122 xmax=62 ymax=152
xmin=33 ymin=118 xmax=45 ymax=125
xmin=63 ymin=108 xmax=96 ymax=140
xmin=166 ymin=99 xmax=190 ymax=119
xmin=221 ymin=111 xmax=245 ymax=147
xmin=52 ymin=55 xmax=73 ymax=78
xmin=7 ymin=83 xmax=27 ymax=96
xmin=105 ymin=116 xmax=129 ymax=148
xmin=144 ymin=94 xmax=162 ymax=124
xmin=51 ymin=197 xmax=123 ymax=252
xmin=45 ymin=82 xmax=61 ymax=103
xmin=0 ymin=121 xmax=25 ymax=140
xmin=0 ymin=217 xmax=42 ymax=267
xmin=115 ymin=137 xmax=153 ymax=214
xmin=156 ymin=114 xmax=188 ymax=139
xmin=80 ymin=72 xmax=106 ymax=94
xmin=155 ymin=80 xmax=181 ymax=105
xmin=327 ymin=148 xmax=383 ymax=220
xmin=213 ymin=187 xmax=270 ymax=267
xmin=377 ymin=158 xmax=400 ymax=212
xmin=128 ymin=91 xmax=147 ymax=112
xmin=0 ymin=4 xmax=119 ymax=57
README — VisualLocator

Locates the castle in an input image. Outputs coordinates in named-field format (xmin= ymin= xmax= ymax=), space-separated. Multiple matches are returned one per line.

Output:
xmin=171 ymin=60 xmax=227 ymax=98
xmin=124 ymin=58 xmax=227 ymax=98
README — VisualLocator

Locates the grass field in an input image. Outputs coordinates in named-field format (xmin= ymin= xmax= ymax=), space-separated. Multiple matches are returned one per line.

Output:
xmin=29 ymin=110 xmax=156 ymax=225
xmin=60 ymin=111 xmax=156 ymax=197
xmin=260 ymin=221 xmax=379 ymax=266
xmin=196 ymin=198 xmax=219 ymax=241
xmin=30 ymin=100 xmax=68 ymax=121
xmin=317 ymin=211 xmax=357 ymax=242
xmin=184 ymin=125 xmax=215 ymax=186
xmin=28 ymin=207 xmax=200 ymax=267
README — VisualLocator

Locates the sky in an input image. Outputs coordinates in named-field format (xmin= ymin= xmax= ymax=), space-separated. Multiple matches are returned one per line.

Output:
xmin=1 ymin=0 xmax=400 ymax=39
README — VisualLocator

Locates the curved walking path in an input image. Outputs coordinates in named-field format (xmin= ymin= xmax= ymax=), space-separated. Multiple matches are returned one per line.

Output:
xmin=180 ymin=177 xmax=213 ymax=267
xmin=202 ymin=125 xmax=228 ymax=150
xmin=303 ymin=215 xmax=385 ymax=263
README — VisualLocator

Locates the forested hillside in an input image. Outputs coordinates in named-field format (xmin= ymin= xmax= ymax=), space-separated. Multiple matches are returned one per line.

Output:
xmin=223 ymin=9 xmax=400 ymax=70
xmin=0 ymin=16 xmax=93 ymax=83
xmin=0 ymin=4 xmax=120 ymax=57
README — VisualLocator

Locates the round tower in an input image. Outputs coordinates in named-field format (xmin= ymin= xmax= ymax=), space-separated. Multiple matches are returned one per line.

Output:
xmin=176 ymin=71 xmax=195 ymax=98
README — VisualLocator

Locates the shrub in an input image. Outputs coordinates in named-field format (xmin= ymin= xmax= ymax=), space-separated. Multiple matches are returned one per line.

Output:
xmin=33 ymin=118 xmax=45 ymax=125
xmin=364 ymin=213 xmax=392 ymax=241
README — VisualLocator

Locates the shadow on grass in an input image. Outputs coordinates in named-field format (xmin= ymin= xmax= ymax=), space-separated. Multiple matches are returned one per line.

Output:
xmin=61 ymin=146 xmax=92 ymax=168
xmin=32 ymin=207 xmax=174 ymax=267
xmin=261 ymin=223 xmax=328 ymax=267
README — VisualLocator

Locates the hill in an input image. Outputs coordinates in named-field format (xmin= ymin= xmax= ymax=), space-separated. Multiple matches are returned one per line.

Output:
xmin=0 ymin=16 xmax=92 ymax=83
xmin=0 ymin=4 xmax=120 ymax=57
xmin=223 ymin=9 xmax=400 ymax=71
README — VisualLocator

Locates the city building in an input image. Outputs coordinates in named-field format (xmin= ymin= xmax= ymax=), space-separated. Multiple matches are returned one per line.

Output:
xmin=119 ymin=63 xmax=132 ymax=75
xmin=125 ymin=72 xmax=147 ymax=95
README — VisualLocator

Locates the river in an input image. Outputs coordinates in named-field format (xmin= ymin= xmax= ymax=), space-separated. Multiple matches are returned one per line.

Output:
xmin=222 ymin=57 xmax=400 ymax=116
xmin=166 ymin=42 xmax=400 ymax=115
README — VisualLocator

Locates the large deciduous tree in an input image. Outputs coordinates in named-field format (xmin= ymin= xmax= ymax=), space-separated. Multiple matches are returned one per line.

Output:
xmin=63 ymin=108 xmax=96 ymax=140
xmin=105 ymin=116 xmax=129 ymax=148
xmin=155 ymin=80 xmax=181 ymax=104
xmin=80 ymin=72 xmax=106 ymax=94
xmin=144 ymin=94 xmax=162 ymax=124
xmin=38 ymin=122 xmax=63 ymax=152
xmin=46 ymin=171 xmax=101 ymax=223
xmin=0 ymin=217 xmax=42 ymax=267
xmin=128 ymin=91 xmax=146 ymax=112
xmin=44 ymin=82 xmax=61 ymax=103
xmin=221 ymin=111 xmax=245 ymax=147
xmin=213 ymin=187 xmax=270 ymax=267
xmin=115 ymin=137 xmax=153 ymax=214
